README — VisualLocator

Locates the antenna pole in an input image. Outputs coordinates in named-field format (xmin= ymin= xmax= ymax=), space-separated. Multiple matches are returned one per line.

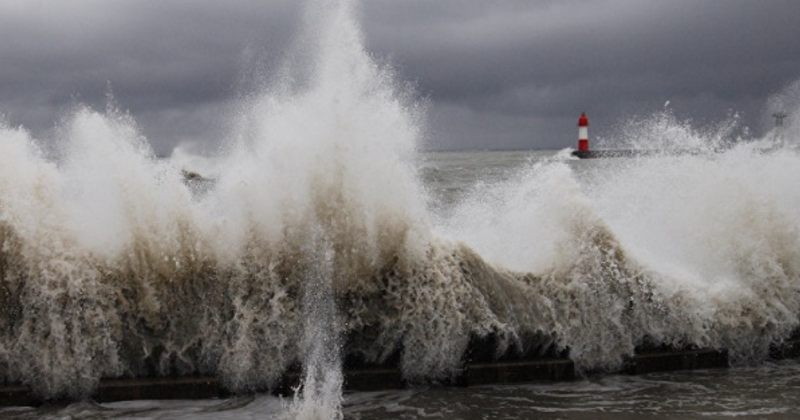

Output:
xmin=773 ymin=112 xmax=787 ymax=128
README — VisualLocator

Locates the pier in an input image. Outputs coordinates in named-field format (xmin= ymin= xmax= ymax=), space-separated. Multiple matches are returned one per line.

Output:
xmin=569 ymin=112 xmax=698 ymax=159
xmin=2 ymin=334 xmax=798 ymax=406
xmin=572 ymin=149 xmax=666 ymax=159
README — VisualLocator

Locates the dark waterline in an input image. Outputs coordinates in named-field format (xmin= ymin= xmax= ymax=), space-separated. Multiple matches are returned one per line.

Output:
xmin=342 ymin=361 xmax=800 ymax=420
xmin=3 ymin=361 xmax=799 ymax=419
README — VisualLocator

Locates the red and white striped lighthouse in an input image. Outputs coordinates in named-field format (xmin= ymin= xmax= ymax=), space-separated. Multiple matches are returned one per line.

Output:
xmin=577 ymin=112 xmax=589 ymax=152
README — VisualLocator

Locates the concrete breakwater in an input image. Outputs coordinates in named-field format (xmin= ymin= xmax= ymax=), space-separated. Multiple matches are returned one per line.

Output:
xmin=571 ymin=149 xmax=702 ymax=159
xmin=2 ymin=334 xmax=797 ymax=406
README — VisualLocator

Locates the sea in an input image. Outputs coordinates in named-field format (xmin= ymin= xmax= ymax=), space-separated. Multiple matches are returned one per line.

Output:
xmin=2 ymin=148 xmax=800 ymax=419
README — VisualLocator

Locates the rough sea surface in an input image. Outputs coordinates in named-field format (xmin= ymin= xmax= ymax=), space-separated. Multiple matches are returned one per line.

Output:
xmin=3 ymin=149 xmax=800 ymax=419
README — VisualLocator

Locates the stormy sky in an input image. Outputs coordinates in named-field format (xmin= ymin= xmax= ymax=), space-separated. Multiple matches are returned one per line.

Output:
xmin=1 ymin=0 xmax=800 ymax=155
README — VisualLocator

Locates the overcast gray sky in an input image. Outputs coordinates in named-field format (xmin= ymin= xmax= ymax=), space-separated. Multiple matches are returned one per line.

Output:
xmin=1 ymin=0 xmax=799 ymax=155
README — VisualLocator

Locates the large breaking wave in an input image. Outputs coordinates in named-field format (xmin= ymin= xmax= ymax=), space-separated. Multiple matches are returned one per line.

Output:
xmin=1 ymin=1 xmax=800 ymax=415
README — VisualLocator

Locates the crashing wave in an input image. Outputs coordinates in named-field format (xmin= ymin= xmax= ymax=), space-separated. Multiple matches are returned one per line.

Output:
xmin=2 ymin=0 xmax=800 ymax=404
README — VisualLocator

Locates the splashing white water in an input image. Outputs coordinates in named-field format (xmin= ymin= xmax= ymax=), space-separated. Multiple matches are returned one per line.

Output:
xmin=285 ymin=229 xmax=343 ymax=420
xmin=443 ymin=106 xmax=800 ymax=367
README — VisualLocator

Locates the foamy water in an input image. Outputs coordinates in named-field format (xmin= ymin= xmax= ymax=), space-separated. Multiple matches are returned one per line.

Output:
xmin=2 ymin=0 xmax=800 ymax=418
xmin=5 ymin=361 xmax=800 ymax=419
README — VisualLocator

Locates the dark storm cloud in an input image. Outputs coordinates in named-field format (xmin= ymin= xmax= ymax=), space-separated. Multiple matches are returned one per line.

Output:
xmin=1 ymin=0 xmax=800 ymax=153
xmin=0 ymin=0 xmax=302 ymax=155
xmin=363 ymin=0 xmax=800 ymax=148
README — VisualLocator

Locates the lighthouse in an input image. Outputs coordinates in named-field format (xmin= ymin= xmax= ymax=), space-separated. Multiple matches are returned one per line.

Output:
xmin=577 ymin=112 xmax=589 ymax=152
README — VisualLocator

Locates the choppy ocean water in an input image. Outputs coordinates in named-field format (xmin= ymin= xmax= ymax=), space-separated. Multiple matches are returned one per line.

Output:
xmin=3 ymin=149 xmax=800 ymax=419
